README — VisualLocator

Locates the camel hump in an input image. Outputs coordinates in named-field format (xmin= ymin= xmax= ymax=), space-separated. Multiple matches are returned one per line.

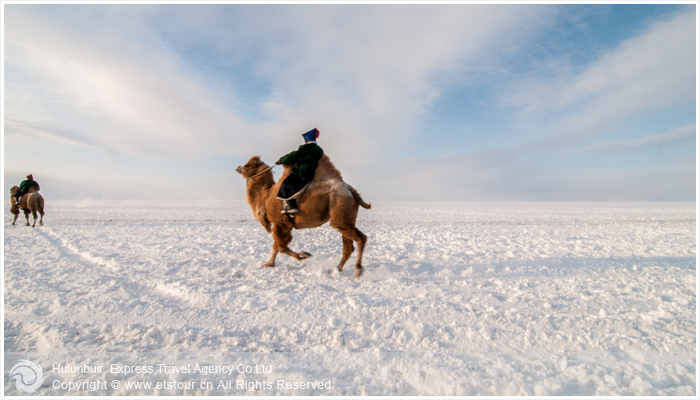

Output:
xmin=312 ymin=154 xmax=343 ymax=182
xmin=306 ymin=155 xmax=371 ymax=209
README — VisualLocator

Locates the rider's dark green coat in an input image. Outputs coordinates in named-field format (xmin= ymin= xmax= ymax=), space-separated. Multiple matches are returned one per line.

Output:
xmin=18 ymin=179 xmax=39 ymax=194
xmin=279 ymin=142 xmax=324 ymax=181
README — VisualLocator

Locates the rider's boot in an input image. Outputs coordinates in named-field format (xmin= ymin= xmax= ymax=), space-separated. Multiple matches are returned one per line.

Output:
xmin=282 ymin=199 xmax=299 ymax=214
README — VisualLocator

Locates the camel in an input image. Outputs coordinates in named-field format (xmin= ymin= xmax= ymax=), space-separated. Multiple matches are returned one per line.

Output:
xmin=236 ymin=154 xmax=371 ymax=278
xmin=9 ymin=185 xmax=44 ymax=227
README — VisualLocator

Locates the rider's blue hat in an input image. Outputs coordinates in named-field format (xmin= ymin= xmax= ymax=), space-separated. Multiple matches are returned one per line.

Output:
xmin=302 ymin=128 xmax=319 ymax=142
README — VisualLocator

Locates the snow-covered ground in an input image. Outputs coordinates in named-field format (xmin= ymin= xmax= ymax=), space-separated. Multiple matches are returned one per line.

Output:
xmin=3 ymin=200 xmax=696 ymax=395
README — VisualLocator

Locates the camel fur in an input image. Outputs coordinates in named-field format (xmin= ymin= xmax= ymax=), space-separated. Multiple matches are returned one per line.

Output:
xmin=236 ymin=154 xmax=371 ymax=278
xmin=10 ymin=185 xmax=45 ymax=227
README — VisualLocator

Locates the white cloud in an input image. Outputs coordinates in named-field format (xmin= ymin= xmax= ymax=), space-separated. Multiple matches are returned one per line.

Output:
xmin=503 ymin=10 xmax=696 ymax=139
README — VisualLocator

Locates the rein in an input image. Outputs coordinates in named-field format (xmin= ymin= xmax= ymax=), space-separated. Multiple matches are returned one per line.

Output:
xmin=246 ymin=165 xmax=276 ymax=181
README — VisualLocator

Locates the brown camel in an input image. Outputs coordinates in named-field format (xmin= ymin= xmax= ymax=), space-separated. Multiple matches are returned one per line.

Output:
xmin=10 ymin=185 xmax=45 ymax=227
xmin=236 ymin=154 xmax=371 ymax=278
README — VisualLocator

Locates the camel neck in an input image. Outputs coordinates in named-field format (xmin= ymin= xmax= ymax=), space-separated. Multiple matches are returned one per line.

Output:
xmin=247 ymin=179 xmax=273 ymax=208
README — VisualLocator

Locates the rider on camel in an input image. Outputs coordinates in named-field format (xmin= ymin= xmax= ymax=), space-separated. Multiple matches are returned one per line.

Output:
xmin=275 ymin=128 xmax=324 ymax=214
xmin=14 ymin=174 xmax=40 ymax=205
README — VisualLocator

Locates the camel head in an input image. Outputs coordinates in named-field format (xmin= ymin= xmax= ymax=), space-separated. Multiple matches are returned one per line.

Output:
xmin=10 ymin=185 xmax=19 ymax=195
xmin=236 ymin=156 xmax=270 ymax=180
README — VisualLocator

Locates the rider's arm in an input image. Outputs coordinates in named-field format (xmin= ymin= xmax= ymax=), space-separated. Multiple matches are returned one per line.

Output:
xmin=277 ymin=146 xmax=303 ymax=166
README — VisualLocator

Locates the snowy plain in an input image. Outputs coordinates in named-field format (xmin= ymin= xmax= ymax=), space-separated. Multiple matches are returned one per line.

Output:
xmin=3 ymin=200 xmax=697 ymax=396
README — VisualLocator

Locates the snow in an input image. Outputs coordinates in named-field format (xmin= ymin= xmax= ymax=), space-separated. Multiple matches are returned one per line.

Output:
xmin=3 ymin=200 xmax=696 ymax=395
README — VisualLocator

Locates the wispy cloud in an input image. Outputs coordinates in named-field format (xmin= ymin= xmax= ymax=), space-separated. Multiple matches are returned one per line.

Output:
xmin=5 ymin=119 xmax=99 ymax=148
xmin=575 ymin=124 xmax=696 ymax=153
xmin=376 ymin=8 xmax=696 ymax=201
xmin=5 ymin=6 xmax=257 ymax=160
xmin=175 ymin=5 xmax=551 ymax=166
xmin=503 ymin=10 xmax=695 ymax=141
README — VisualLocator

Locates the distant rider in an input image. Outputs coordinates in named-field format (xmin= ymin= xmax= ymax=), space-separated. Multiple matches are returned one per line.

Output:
xmin=14 ymin=174 xmax=40 ymax=205
xmin=275 ymin=128 xmax=324 ymax=214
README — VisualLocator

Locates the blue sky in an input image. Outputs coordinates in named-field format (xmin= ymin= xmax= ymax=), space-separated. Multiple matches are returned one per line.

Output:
xmin=3 ymin=3 xmax=696 ymax=201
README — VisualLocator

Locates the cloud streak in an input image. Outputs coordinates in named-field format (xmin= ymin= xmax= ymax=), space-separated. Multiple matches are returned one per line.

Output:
xmin=575 ymin=124 xmax=696 ymax=154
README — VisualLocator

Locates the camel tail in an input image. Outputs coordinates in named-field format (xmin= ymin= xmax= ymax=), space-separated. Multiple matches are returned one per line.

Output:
xmin=349 ymin=186 xmax=371 ymax=209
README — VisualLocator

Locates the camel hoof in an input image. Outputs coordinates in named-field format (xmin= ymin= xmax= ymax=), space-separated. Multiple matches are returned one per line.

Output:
xmin=262 ymin=263 xmax=275 ymax=268
xmin=300 ymin=251 xmax=312 ymax=259
xmin=354 ymin=268 xmax=363 ymax=278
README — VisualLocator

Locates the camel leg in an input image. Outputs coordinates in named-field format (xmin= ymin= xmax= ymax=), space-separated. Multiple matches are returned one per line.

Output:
xmin=264 ymin=224 xmax=289 ymax=267
xmin=337 ymin=236 xmax=355 ymax=272
xmin=24 ymin=210 xmax=31 ymax=226
xmin=39 ymin=199 xmax=45 ymax=226
xmin=331 ymin=224 xmax=367 ymax=278
xmin=12 ymin=213 xmax=18 ymax=225
xmin=264 ymin=220 xmax=297 ymax=267
xmin=31 ymin=210 xmax=38 ymax=228
xmin=271 ymin=222 xmax=312 ymax=264
xmin=264 ymin=246 xmax=279 ymax=268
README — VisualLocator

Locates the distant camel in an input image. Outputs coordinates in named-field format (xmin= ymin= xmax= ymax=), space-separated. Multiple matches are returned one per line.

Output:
xmin=10 ymin=185 xmax=44 ymax=227
xmin=236 ymin=154 xmax=371 ymax=278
